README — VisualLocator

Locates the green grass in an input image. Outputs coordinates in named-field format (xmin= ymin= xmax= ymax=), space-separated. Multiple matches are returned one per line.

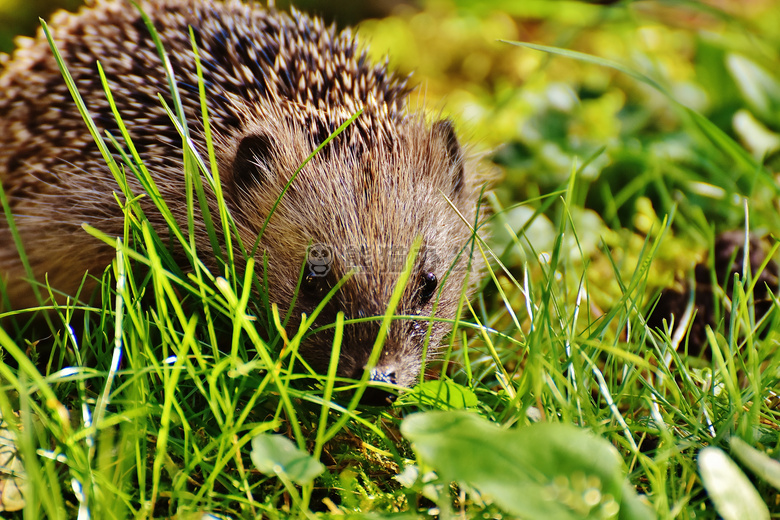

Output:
xmin=3 ymin=0 xmax=780 ymax=518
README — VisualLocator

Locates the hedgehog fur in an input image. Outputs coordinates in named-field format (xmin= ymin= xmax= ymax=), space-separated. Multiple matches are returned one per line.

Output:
xmin=0 ymin=0 xmax=487 ymax=390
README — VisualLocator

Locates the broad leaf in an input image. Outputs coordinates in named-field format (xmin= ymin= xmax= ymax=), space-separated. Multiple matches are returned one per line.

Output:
xmin=250 ymin=434 xmax=324 ymax=485
xmin=699 ymin=447 xmax=769 ymax=520
xmin=400 ymin=380 xmax=479 ymax=409
xmin=730 ymin=437 xmax=780 ymax=491
xmin=401 ymin=411 xmax=653 ymax=520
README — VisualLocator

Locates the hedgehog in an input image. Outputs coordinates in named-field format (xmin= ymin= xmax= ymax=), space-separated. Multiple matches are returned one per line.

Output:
xmin=0 ymin=0 xmax=487 ymax=391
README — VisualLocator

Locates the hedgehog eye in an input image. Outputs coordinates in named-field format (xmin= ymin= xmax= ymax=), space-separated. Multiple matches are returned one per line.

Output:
xmin=418 ymin=272 xmax=438 ymax=305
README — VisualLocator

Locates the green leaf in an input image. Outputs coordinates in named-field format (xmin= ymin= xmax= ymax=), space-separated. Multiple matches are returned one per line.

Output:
xmin=250 ymin=434 xmax=324 ymax=485
xmin=400 ymin=380 xmax=479 ymax=409
xmin=401 ymin=411 xmax=653 ymax=519
xmin=698 ymin=447 xmax=769 ymax=520
xmin=726 ymin=54 xmax=780 ymax=122
xmin=730 ymin=437 xmax=780 ymax=491
xmin=504 ymin=40 xmax=767 ymax=185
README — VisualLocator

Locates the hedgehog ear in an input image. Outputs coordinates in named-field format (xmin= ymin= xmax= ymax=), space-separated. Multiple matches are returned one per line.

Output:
xmin=432 ymin=119 xmax=465 ymax=198
xmin=231 ymin=133 xmax=275 ymax=196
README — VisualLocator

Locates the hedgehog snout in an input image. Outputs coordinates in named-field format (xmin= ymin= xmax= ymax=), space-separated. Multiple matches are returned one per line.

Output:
xmin=369 ymin=366 xmax=397 ymax=385
xmin=360 ymin=364 xmax=400 ymax=406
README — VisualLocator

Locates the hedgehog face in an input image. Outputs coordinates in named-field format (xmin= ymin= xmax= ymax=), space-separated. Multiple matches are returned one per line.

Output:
xmin=0 ymin=0 xmax=489 ymax=398
xmin=223 ymin=112 xmax=483 ymax=392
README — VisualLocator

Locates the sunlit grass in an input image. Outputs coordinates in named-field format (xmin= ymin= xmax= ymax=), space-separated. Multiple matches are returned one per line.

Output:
xmin=2 ymin=0 xmax=780 ymax=518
